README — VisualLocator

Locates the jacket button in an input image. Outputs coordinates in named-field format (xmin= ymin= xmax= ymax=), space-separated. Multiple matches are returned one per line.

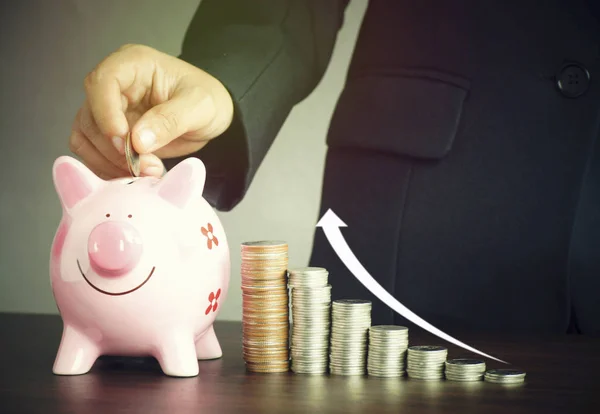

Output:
xmin=556 ymin=63 xmax=590 ymax=98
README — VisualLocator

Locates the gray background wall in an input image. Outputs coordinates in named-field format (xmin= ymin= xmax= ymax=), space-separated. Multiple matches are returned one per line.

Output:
xmin=0 ymin=0 xmax=367 ymax=320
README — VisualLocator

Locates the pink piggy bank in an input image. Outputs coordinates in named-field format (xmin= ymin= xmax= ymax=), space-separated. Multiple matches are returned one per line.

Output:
xmin=49 ymin=155 xmax=230 ymax=377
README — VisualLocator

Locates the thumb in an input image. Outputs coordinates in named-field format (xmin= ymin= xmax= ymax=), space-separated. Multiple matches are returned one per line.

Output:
xmin=131 ymin=88 xmax=217 ymax=154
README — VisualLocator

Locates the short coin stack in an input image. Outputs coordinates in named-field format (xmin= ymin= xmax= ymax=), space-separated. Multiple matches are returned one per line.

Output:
xmin=406 ymin=345 xmax=448 ymax=380
xmin=367 ymin=325 xmax=409 ymax=377
xmin=444 ymin=358 xmax=486 ymax=381
xmin=288 ymin=267 xmax=331 ymax=374
xmin=484 ymin=369 xmax=526 ymax=385
xmin=329 ymin=299 xmax=372 ymax=375
xmin=240 ymin=241 xmax=290 ymax=373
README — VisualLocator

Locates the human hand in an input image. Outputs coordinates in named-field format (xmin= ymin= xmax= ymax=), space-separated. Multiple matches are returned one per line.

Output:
xmin=69 ymin=44 xmax=234 ymax=179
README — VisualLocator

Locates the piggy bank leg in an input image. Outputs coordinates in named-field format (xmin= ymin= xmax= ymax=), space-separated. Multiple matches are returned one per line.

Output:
xmin=154 ymin=332 xmax=199 ymax=377
xmin=195 ymin=325 xmax=223 ymax=360
xmin=53 ymin=325 xmax=99 ymax=375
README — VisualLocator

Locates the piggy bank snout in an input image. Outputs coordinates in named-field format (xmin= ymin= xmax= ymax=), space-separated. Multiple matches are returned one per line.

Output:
xmin=87 ymin=221 xmax=143 ymax=277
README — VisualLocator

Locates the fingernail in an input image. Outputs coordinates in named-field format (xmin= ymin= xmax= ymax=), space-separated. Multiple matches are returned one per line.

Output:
xmin=142 ymin=164 xmax=165 ymax=177
xmin=112 ymin=136 xmax=124 ymax=153
xmin=139 ymin=129 xmax=156 ymax=151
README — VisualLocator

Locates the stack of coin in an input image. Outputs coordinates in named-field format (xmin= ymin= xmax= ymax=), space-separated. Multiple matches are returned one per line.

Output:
xmin=288 ymin=267 xmax=331 ymax=374
xmin=240 ymin=241 xmax=290 ymax=373
xmin=484 ymin=368 xmax=526 ymax=385
xmin=329 ymin=299 xmax=372 ymax=375
xmin=367 ymin=325 xmax=409 ymax=377
xmin=444 ymin=358 xmax=486 ymax=381
xmin=406 ymin=345 xmax=448 ymax=380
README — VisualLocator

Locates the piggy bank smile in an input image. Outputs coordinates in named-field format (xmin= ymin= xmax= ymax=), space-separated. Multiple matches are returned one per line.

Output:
xmin=77 ymin=261 xmax=156 ymax=296
xmin=77 ymin=220 xmax=156 ymax=296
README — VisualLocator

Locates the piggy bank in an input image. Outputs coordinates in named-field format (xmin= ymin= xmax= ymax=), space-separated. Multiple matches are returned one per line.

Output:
xmin=49 ymin=155 xmax=230 ymax=377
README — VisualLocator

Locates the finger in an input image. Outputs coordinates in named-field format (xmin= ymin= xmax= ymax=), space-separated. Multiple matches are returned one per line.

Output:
xmin=79 ymin=100 xmax=130 ymax=171
xmin=69 ymin=129 xmax=130 ymax=180
xmin=138 ymin=153 xmax=166 ymax=178
xmin=131 ymin=86 xmax=216 ymax=154
xmin=83 ymin=45 xmax=152 ymax=141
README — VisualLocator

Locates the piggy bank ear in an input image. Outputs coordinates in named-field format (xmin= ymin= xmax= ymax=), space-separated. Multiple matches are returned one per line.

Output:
xmin=156 ymin=157 xmax=206 ymax=208
xmin=53 ymin=156 xmax=103 ymax=212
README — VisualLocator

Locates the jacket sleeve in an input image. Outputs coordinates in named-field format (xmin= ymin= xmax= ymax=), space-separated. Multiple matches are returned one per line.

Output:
xmin=161 ymin=0 xmax=350 ymax=211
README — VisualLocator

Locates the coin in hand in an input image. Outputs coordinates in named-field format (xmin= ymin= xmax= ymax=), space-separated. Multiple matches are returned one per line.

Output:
xmin=124 ymin=132 xmax=140 ymax=177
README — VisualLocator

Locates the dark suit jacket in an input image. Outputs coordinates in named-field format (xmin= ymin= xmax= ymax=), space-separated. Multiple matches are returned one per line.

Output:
xmin=163 ymin=0 xmax=600 ymax=335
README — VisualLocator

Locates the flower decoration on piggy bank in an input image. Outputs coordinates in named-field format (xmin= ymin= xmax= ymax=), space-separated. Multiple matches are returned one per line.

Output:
xmin=49 ymin=155 xmax=230 ymax=377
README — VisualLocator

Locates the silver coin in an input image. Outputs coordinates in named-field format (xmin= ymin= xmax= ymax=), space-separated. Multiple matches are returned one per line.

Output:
xmin=288 ymin=267 xmax=328 ymax=274
xmin=446 ymin=373 xmax=484 ymax=379
xmin=291 ymin=290 xmax=332 ymax=296
xmin=370 ymin=339 xmax=409 ymax=346
xmin=446 ymin=376 xmax=483 ymax=382
xmin=407 ymin=375 xmax=445 ymax=381
xmin=291 ymin=352 xmax=329 ymax=358
xmin=369 ymin=325 xmax=409 ymax=333
xmin=124 ymin=132 xmax=140 ymax=177
xmin=292 ymin=317 xmax=331 ymax=323
xmin=484 ymin=377 xmax=526 ymax=384
xmin=292 ymin=297 xmax=331 ymax=303
xmin=290 ymin=294 xmax=330 ymax=300
xmin=368 ymin=361 xmax=407 ymax=368
xmin=445 ymin=367 xmax=486 ymax=373
xmin=370 ymin=336 xmax=409 ymax=342
xmin=446 ymin=358 xmax=485 ymax=366
xmin=332 ymin=299 xmax=372 ymax=307
xmin=408 ymin=345 xmax=447 ymax=352
xmin=369 ymin=370 xmax=407 ymax=376
xmin=485 ymin=369 xmax=526 ymax=378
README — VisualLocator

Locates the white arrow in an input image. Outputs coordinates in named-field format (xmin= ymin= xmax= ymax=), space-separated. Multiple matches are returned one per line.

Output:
xmin=316 ymin=208 xmax=507 ymax=364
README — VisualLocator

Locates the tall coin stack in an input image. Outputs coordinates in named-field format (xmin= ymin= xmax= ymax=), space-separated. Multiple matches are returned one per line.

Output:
xmin=329 ymin=299 xmax=372 ymax=375
xmin=367 ymin=325 xmax=409 ymax=377
xmin=240 ymin=241 xmax=290 ymax=373
xmin=288 ymin=267 xmax=331 ymax=374
xmin=406 ymin=345 xmax=448 ymax=380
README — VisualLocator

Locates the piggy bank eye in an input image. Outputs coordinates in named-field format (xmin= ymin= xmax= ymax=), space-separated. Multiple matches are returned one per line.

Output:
xmin=105 ymin=213 xmax=110 ymax=218
xmin=128 ymin=214 xmax=132 ymax=218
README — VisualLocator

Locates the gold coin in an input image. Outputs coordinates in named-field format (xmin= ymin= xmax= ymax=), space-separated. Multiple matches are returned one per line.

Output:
xmin=242 ymin=327 xmax=290 ymax=334
xmin=243 ymin=316 xmax=290 ymax=323
xmin=242 ymin=301 xmax=289 ymax=308
xmin=241 ymin=271 xmax=288 ymax=279
xmin=241 ymin=283 xmax=288 ymax=290
xmin=242 ymin=300 xmax=289 ymax=307
xmin=245 ymin=363 xmax=290 ymax=372
xmin=243 ymin=309 xmax=289 ymax=315
xmin=243 ymin=339 xmax=289 ymax=346
xmin=242 ymin=331 xmax=289 ymax=338
xmin=242 ymin=333 xmax=289 ymax=341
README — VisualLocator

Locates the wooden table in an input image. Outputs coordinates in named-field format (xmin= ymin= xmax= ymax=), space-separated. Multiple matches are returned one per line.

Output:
xmin=0 ymin=313 xmax=598 ymax=413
